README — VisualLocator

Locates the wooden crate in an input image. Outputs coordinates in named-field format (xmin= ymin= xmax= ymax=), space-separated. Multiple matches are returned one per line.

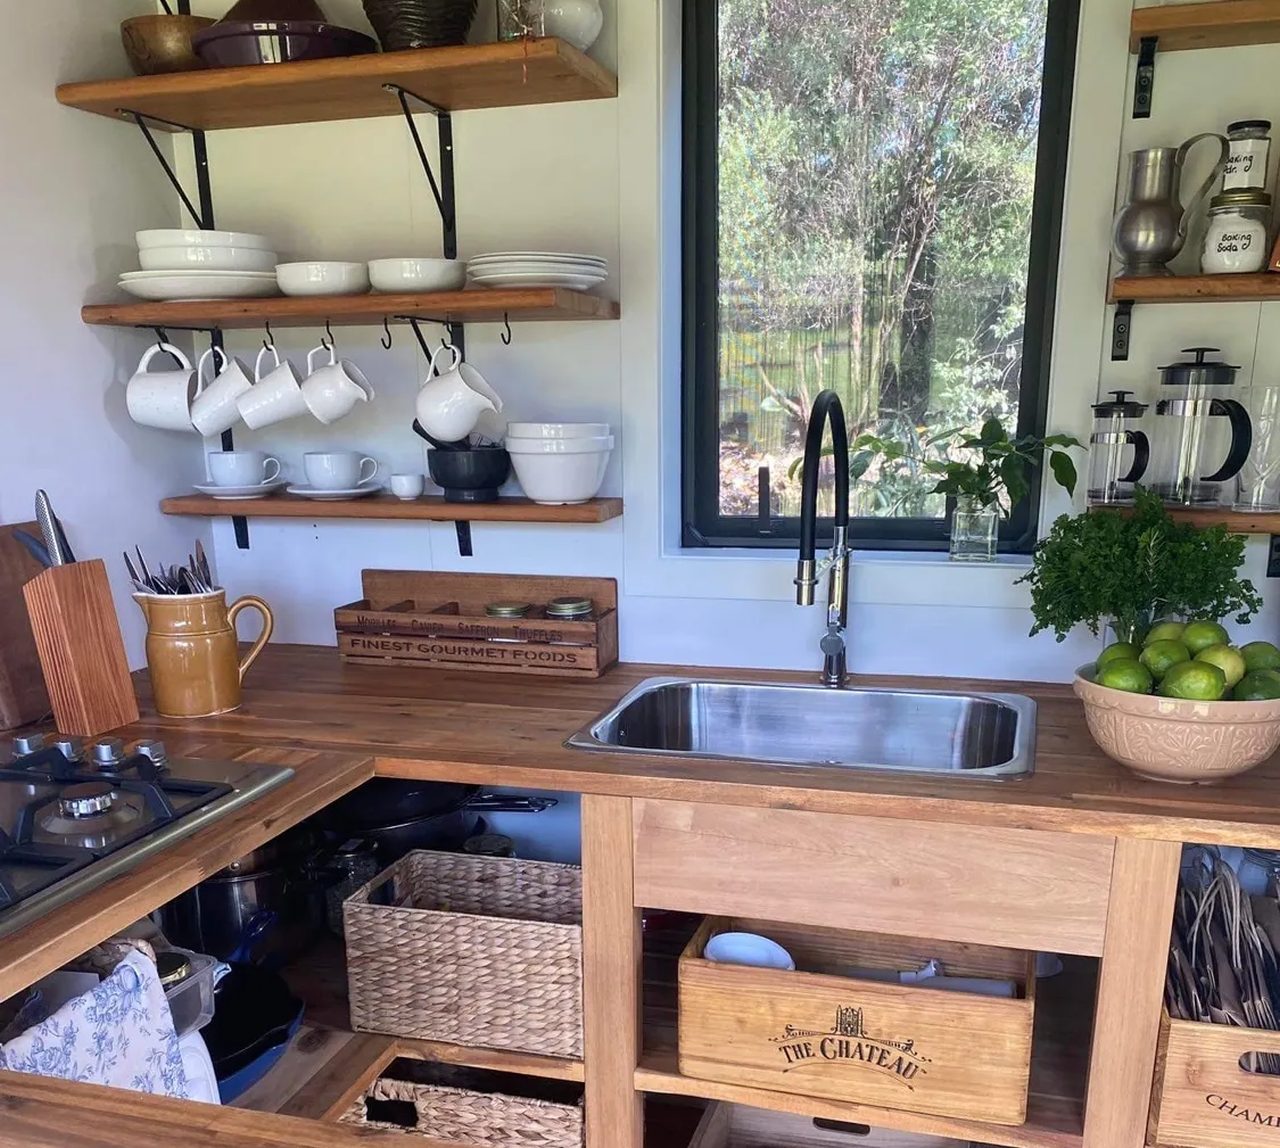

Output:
xmin=1151 ymin=1011 xmax=1280 ymax=1148
xmin=677 ymin=918 xmax=1035 ymax=1126
xmin=334 ymin=570 xmax=617 ymax=678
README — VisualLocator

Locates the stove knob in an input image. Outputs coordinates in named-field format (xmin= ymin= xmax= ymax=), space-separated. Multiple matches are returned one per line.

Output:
xmin=59 ymin=783 xmax=115 ymax=819
xmin=53 ymin=737 xmax=84 ymax=762
xmin=11 ymin=733 xmax=44 ymax=758
xmin=135 ymin=740 xmax=168 ymax=768
xmin=89 ymin=738 xmax=124 ymax=769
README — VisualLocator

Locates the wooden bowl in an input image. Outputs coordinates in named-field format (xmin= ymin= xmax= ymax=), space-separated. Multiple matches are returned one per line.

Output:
xmin=121 ymin=15 xmax=215 ymax=76
xmin=1074 ymin=664 xmax=1280 ymax=783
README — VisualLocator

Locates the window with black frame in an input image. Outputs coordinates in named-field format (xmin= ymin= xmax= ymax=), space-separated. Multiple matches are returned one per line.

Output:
xmin=682 ymin=0 xmax=1079 ymax=550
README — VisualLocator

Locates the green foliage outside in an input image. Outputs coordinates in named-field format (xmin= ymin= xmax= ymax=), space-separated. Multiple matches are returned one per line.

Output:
xmin=714 ymin=0 xmax=1049 ymax=517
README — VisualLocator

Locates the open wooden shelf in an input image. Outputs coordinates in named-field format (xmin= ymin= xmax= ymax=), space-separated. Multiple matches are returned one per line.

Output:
xmin=81 ymin=287 xmax=618 ymax=331
xmin=1107 ymin=506 xmax=1280 ymax=535
xmin=1130 ymin=0 xmax=1280 ymax=53
xmin=55 ymin=38 xmax=616 ymax=132
xmin=1111 ymin=273 xmax=1280 ymax=304
xmin=161 ymin=493 xmax=623 ymax=525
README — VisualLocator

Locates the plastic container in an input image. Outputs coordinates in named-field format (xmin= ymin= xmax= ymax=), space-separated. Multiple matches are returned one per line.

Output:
xmin=160 ymin=947 xmax=219 ymax=1037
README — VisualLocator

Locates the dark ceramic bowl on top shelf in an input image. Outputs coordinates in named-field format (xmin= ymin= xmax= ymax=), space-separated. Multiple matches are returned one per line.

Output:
xmin=192 ymin=20 xmax=378 ymax=67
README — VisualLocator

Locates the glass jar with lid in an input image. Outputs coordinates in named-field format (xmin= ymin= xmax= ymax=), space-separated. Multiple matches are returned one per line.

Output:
xmin=1222 ymin=120 xmax=1271 ymax=191
xmin=1200 ymin=190 xmax=1272 ymax=274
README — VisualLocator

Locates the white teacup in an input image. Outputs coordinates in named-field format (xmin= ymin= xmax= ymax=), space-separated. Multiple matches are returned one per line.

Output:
xmin=191 ymin=347 xmax=253 ymax=437
xmin=208 ymin=450 xmax=282 ymax=488
xmin=237 ymin=346 xmax=309 ymax=431
xmin=390 ymin=473 xmax=426 ymax=501
xmin=304 ymin=451 xmax=379 ymax=490
xmin=126 ymin=343 xmax=199 ymax=433
xmin=300 ymin=344 xmax=375 ymax=425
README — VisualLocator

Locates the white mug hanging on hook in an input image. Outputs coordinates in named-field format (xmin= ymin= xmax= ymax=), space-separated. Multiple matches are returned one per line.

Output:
xmin=416 ymin=342 xmax=504 ymax=443
xmin=126 ymin=342 xmax=199 ymax=433
xmin=300 ymin=338 xmax=375 ymax=425
xmin=191 ymin=346 xmax=254 ymax=438
xmin=237 ymin=342 xmax=309 ymax=430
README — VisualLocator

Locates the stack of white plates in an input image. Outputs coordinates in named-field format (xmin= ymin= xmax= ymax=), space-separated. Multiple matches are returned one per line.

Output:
xmin=122 ymin=230 xmax=281 ymax=301
xmin=467 ymin=252 xmax=608 ymax=291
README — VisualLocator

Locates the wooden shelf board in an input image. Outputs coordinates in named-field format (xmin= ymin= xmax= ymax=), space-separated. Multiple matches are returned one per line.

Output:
xmin=1099 ymin=505 xmax=1280 ymax=535
xmin=161 ymin=493 xmax=622 ymax=524
xmin=81 ymin=288 xmax=618 ymax=331
xmin=1110 ymin=273 xmax=1280 ymax=304
xmin=1130 ymin=0 xmax=1280 ymax=53
xmin=55 ymin=39 xmax=616 ymax=132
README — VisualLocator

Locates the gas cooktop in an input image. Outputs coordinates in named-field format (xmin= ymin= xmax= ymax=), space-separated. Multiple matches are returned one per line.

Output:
xmin=0 ymin=734 xmax=293 ymax=940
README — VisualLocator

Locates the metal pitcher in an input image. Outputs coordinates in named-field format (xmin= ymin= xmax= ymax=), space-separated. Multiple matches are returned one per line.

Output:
xmin=1113 ymin=133 xmax=1229 ymax=276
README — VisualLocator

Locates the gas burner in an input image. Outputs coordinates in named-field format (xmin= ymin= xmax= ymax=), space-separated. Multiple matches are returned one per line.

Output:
xmin=59 ymin=783 xmax=116 ymax=819
xmin=37 ymin=786 xmax=145 ymax=850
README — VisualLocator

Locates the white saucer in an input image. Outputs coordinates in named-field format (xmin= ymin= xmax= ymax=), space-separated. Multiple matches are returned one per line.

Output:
xmin=286 ymin=484 xmax=382 ymax=501
xmin=194 ymin=480 xmax=287 ymax=500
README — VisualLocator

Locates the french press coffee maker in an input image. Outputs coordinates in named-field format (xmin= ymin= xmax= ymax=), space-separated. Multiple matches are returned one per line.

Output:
xmin=1087 ymin=391 xmax=1150 ymax=506
xmin=1152 ymin=347 xmax=1252 ymax=507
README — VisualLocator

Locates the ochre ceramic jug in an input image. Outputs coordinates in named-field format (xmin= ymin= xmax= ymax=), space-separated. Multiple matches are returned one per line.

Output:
xmin=135 ymin=590 xmax=274 ymax=718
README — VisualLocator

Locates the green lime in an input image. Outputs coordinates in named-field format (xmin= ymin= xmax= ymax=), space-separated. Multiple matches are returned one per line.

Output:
xmin=1096 ymin=659 xmax=1154 ymax=695
xmin=1097 ymin=642 xmax=1140 ymax=671
xmin=1195 ymin=644 xmax=1247 ymax=689
xmin=1144 ymin=620 xmax=1187 ymax=647
xmin=1182 ymin=620 xmax=1230 ymax=655
xmin=1241 ymin=641 xmax=1280 ymax=673
xmin=1233 ymin=669 xmax=1280 ymax=701
xmin=1158 ymin=660 xmax=1227 ymax=701
xmin=1139 ymin=639 xmax=1191 ymax=681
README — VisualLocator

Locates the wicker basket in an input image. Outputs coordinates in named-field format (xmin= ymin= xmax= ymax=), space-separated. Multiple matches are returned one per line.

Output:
xmin=344 ymin=850 xmax=583 ymax=1058
xmin=344 ymin=1062 xmax=583 ymax=1148
xmin=363 ymin=0 xmax=478 ymax=50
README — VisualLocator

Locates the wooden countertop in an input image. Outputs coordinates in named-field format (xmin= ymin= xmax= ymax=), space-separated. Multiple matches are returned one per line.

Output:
xmin=117 ymin=644 xmax=1280 ymax=848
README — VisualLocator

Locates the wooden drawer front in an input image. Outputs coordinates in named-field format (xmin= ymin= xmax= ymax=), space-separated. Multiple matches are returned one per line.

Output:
xmin=1154 ymin=1015 xmax=1280 ymax=1148
xmin=633 ymin=800 xmax=1114 ymax=955
xmin=678 ymin=919 xmax=1035 ymax=1125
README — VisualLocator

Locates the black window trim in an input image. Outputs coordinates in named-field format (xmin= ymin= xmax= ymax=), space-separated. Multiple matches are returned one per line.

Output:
xmin=680 ymin=0 xmax=1081 ymax=551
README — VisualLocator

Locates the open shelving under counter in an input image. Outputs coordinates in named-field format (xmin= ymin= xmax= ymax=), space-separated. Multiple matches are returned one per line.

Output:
xmin=161 ymin=493 xmax=623 ymax=525
xmin=55 ymin=38 xmax=616 ymax=131
xmin=81 ymin=287 xmax=618 ymax=332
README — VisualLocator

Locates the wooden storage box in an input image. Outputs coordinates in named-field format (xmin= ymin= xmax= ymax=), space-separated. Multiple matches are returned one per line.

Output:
xmin=344 ymin=850 xmax=584 ymax=1058
xmin=1151 ymin=1011 xmax=1280 ymax=1148
xmin=343 ymin=1059 xmax=583 ymax=1148
xmin=677 ymin=918 xmax=1035 ymax=1126
xmin=334 ymin=569 xmax=617 ymax=678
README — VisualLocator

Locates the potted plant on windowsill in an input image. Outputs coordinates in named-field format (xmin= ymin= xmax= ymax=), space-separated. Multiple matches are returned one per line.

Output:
xmin=923 ymin=419 xmax=1082 ymax=562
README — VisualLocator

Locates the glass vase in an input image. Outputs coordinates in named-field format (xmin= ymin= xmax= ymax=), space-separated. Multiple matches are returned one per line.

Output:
xmin=949 ymin=495 xmax=998 ymax=562
xmin=496 ymin=0 xmax=545 ymax=39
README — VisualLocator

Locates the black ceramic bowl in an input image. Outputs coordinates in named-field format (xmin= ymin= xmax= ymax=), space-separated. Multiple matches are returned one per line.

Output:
xmin=427 ymin=447 xmax=511 ymax=503
xmin=193 ymin=20 xmax=377 ymax=67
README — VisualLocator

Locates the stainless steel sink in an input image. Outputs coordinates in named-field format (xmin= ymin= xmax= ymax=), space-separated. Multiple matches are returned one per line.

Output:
xmin=567 ymin=677 xmax=1035 ymax=778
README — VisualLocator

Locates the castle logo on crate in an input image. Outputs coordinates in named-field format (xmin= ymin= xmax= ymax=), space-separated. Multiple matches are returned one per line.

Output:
xmin=769 ymin=1006 xmax=931 ymax=1090
xmin=1206 ymin=1093 xmax=1280 ymax=1128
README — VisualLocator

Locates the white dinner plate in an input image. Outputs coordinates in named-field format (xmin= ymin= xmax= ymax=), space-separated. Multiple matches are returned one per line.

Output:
xmin=468 ymin=251 xmax=606 ymax=265
xmin=119 ymin=274 xmax=282 ymax=301
xmin=468 ymin=272 xmax=608 ymax=290
xmin=120 ymin=269 xmax=278 ymax=280
xmin=286 ymin=484 xmax=383 ymax=501
xmin=469 ymin=261 xmax=608 ymax=276
xmin=193 ymin=480 xmax=288 ymax=500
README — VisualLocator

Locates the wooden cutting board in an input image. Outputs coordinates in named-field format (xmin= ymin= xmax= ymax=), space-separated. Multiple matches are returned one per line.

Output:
xmin=0 ymin=522 xmax=51 ymax=730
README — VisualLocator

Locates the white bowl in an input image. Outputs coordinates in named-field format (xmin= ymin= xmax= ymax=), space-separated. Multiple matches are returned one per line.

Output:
xmin=704 ymin=932 xmax=796 ymax=971
xmin=276 ymin=261 xmax=370 ymax=297
xmin=137 ymin=229 xmax=272 ymax=251
xmin=368 ymin=258 xmax=466 ymax=293
xmin=507 ymin=422 xmax=611 ymax=439
xmin=510 ymin=445 xmax=611 ymax=504
xmin=118 ymin=273 xmax=280 ymax=301
xmin=139 ymin=245 xmax=278 ymax=273
xmin=507 ymin=435 xmax=615 ymax=455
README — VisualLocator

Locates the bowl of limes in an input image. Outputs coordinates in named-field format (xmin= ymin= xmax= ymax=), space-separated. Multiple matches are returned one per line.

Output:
xmin=1075 ymin=620 xmax=1280 ymax=783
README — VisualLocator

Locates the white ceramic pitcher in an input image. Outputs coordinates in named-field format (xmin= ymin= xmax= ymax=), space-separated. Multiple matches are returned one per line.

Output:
xmin=416 ymin=343 xmax=504 ymax=443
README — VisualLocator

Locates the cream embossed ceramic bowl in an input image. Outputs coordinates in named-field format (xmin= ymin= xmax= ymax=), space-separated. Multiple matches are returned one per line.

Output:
xmin=1075 ymin=664 xmax=1280 ymax=784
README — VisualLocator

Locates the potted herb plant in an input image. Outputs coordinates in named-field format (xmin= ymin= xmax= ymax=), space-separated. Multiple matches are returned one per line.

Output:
xmin=923 ymin=420 xmax=1082 ymax=562
xmin=1017 ymin=487 xmax=1262 ymax=645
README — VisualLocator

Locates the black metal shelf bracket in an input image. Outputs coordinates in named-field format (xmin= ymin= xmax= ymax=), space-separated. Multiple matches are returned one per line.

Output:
xmin=1133 ymin=36 xmax=1158 ymax=119
xmin=120 ymin=109 xmax=211 ymax=229
xmin=1111 ymin=300 xmax=1134 ymax=362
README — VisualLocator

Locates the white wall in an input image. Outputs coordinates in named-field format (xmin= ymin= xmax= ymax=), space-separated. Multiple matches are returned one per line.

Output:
xmin=0 ymin=3 xmax=208 ymax=668
xmin=176 ymin=0 xmax=1280 ymax=683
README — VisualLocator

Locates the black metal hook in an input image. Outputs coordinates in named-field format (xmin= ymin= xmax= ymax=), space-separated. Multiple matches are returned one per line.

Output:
xmin=381 ymin=317 xmax=394 ymax=350
xmin=501 ymin=313 xmax=512 ymax=346
xmin=154 ymin=327 xmax=168 ymax=348
xmin=321 ymin=319 xmax=335 ymax=351
xmin=263 ymin=319 xmax=274 ymax=351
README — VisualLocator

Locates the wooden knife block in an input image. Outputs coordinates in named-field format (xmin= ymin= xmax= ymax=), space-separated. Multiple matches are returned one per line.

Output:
xmin=23 ymin=559 xmax=138 ymax=737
